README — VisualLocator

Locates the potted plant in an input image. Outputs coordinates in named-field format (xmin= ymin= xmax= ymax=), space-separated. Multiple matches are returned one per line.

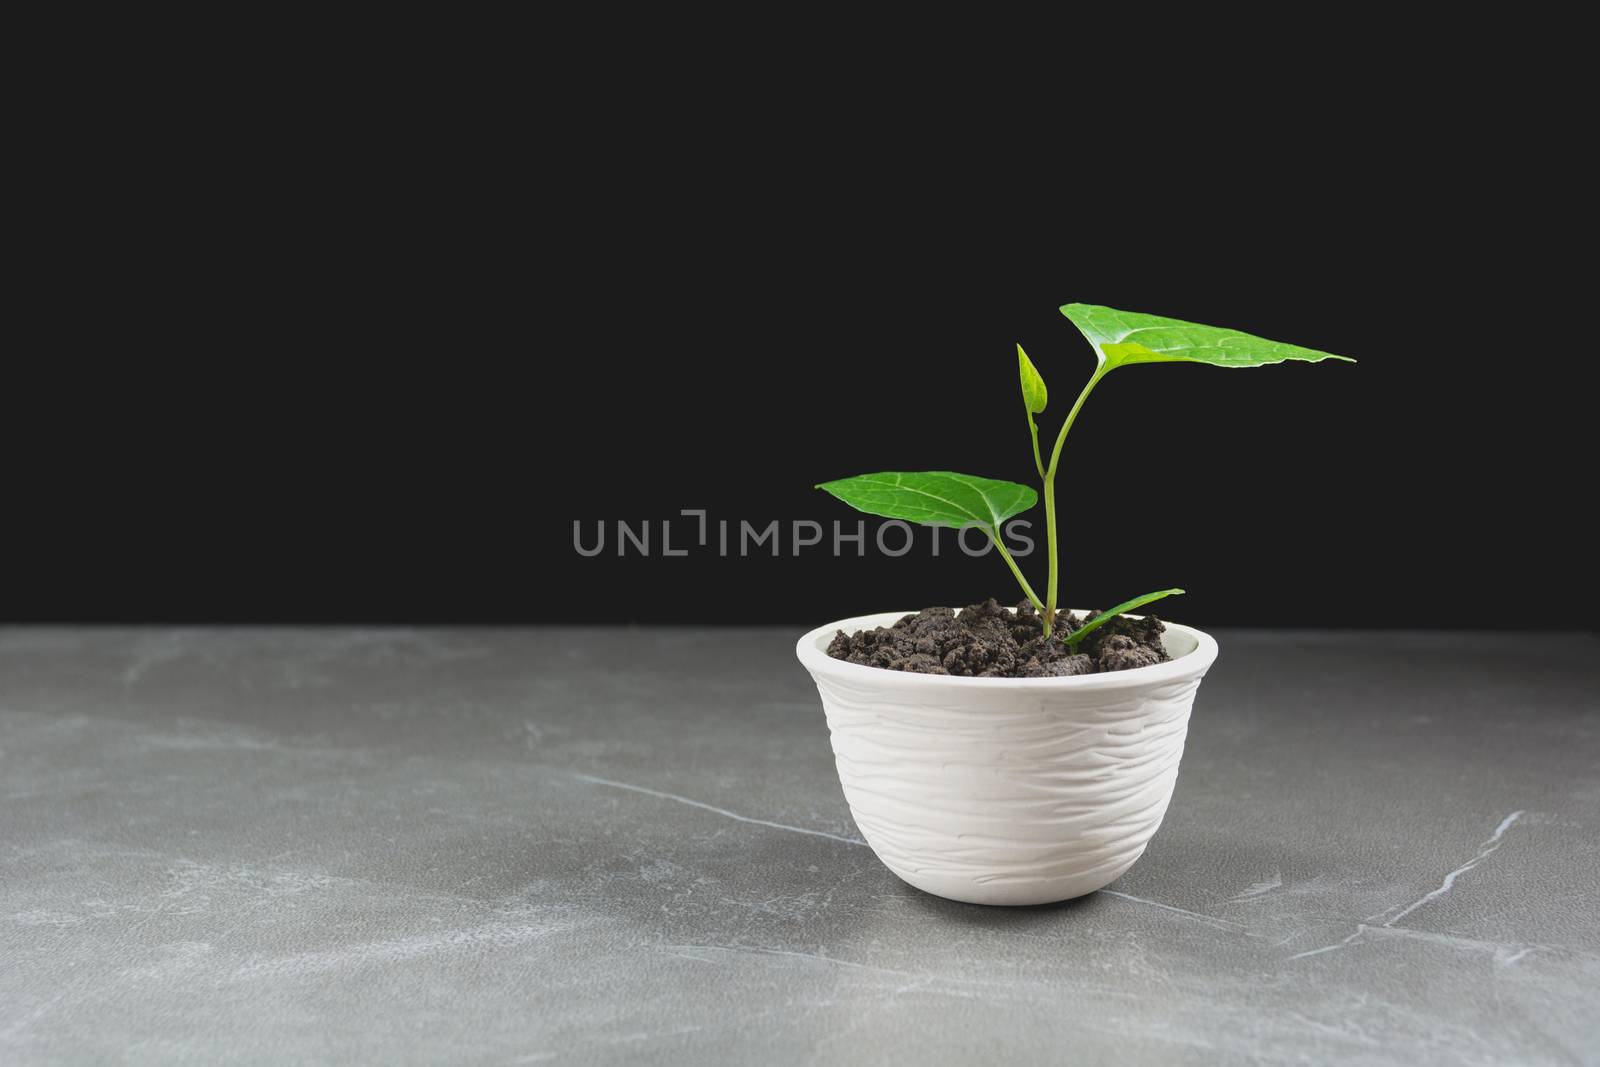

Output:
xmin=796 ymin=303 xmax=1352 ymax=905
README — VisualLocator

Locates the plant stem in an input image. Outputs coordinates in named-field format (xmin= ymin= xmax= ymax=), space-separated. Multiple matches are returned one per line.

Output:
xmin=1043 ymin=365 xmax=1107 ymax=635
xmin=988 ymin=528 xmax=1044 ymax=612
xmin=1040 ymin=477 xmax=1056 ymax=636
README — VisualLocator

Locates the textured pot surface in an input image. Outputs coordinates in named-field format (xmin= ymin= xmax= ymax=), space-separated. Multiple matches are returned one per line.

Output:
xmin=797 ymin=611 xmax=1219 ymax=906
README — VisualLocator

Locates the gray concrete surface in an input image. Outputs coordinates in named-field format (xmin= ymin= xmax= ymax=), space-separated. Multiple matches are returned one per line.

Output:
xmin=1 ymin=627 xmax=1597 ymax=1065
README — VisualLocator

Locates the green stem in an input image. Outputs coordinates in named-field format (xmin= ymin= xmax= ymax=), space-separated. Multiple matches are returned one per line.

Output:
xmin=1043 ymin=365 xmax=1107 ymax=634
xmin=988 ymin=527 xmax=1044 ymax=613
xmin=1041 ymin=477 xmax=1057 ymax=637
xmin=1027 ymin=417 xmax=1045 ymax=480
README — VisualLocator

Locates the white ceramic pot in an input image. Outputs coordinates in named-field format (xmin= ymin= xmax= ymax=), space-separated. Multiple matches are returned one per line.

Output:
xmin=796 ymin=611 xmax=1219 ymax=906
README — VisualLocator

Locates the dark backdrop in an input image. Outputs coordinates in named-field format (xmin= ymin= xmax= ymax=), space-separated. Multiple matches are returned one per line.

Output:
xmin=7 ymin=94 xmax=1587 ymax=628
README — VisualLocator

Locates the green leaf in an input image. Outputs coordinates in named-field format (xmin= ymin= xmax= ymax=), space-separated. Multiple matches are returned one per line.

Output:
xmin=1065 ymin=588 xmax=1185 ymax=651
xmin=1017 ymin=344 xmax=1048 ymax=413
xmin=815 ymin=471 xmax=1037 ymax=531
xmin=1060 ymin=303 xmax=1355 ymax=373
xmin=1017 ymin=343 xmax=1048 ymax=477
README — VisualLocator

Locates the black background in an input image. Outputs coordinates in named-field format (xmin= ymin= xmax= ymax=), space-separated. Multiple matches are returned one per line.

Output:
xmin=7 ymin=75 xmax=1589 ymax=628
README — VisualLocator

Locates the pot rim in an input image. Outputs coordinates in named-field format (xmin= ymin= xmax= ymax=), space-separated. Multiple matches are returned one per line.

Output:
xmin=796 ymin=609 xmax=1218 ymax=690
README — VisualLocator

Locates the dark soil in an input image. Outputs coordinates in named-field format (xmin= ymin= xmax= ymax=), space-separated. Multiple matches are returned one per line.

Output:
xmin=826 ymin=598 xmax=1171 ymax=678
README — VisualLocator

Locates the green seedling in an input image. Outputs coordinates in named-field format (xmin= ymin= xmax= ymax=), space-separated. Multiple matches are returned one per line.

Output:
xmin=817 ymin=303 xmax=1354 ymax=649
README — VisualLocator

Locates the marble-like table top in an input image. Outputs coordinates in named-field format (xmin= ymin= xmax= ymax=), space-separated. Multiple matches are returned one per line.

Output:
xmin=2 ymin=627 xmax=1596 ymax=1064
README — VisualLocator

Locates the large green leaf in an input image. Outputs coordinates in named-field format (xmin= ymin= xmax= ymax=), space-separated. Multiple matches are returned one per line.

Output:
xmin=1060 ymin=303 xmax=1355 ymax=372
xmin=815 ymin=471 xmax=1037 ymax=530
